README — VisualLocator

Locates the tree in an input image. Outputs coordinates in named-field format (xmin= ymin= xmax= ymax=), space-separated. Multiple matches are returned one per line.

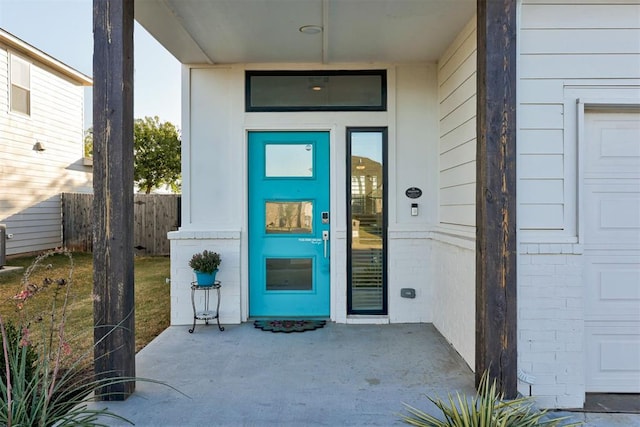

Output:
xmin=134 ymin=116 xmax=181 ymax=194
xmin=84 ymin=127 xmax=93 ymax=157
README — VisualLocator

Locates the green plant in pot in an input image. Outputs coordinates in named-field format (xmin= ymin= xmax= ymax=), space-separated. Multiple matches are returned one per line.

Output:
xmin=189 ymin=250 xmax=221 ymax=287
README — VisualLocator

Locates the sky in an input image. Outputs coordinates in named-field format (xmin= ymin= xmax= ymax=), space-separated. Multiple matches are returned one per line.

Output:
xmin=0 ymin=0 xmax=182 ymax=130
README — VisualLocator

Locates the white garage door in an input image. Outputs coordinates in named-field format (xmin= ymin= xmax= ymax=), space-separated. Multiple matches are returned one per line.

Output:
xmin=584 ymin=110 xmax=640 ymax=393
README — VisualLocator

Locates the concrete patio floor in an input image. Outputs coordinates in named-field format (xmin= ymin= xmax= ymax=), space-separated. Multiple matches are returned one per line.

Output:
xmin=90 ymin=322 xmax=640 ymax=426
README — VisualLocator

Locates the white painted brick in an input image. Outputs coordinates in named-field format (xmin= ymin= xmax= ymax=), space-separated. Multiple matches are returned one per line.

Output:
xmin=530 ymin=361 xmax=560 ymax=374
xmin=556 ymin=373 xmax=584 ymax=386
xmin=531 ymin=254 xmax=567 ymax=265
xmin=564 ymin=298 xmax=582 ymax=309
xmin=554 ymin=264 xmax=582 ymax=275
xmin=538 ymin=244 xmax=562 ymax=254
xmin=555 ymin=319 xmax=583 ymax=332
xmin=519 ymin=361 xmax=533 ymax=373
xmin=522 ymin=351 xmax=557 ymax=363
xmin=519 ymin=264 xmax=555 ymax=275
xmin=555 ymin=395 xmax=584 ymax=409
xmin=519 ymin=329 xmax=556 ymax=342
xmin=555 ymin=351 xmax=584 ymax=364
xmin=519 ymin=318 xmax=568 ymax=331
xmin=532 ymin=384 xmax=566 ymax=396
xmin=533 ymin=395 xmax=559 ymax=409
xmin=558 ymin=308 xmax=583 ymax=320
xmin=520 ymin=307 xmax=565 ymax=320
xmin=556 ymin=331 xmax=583 ymax=344
xmin=529 ymin=340 xmax=565 ymax=352
xmin=561 ymin=244 xmax=573 ymax=254
xmin=519 ymin=254 xmax=533 ymax=264
xmin=554 ymin=287 xmax=583 ymax=298
xmin=528 ymin=373 xmax=557 ymax=385
xmin=518 ymin=285 xmax=556 ymax=299
xmin=564 ymin=255 xmax=583 ymax=266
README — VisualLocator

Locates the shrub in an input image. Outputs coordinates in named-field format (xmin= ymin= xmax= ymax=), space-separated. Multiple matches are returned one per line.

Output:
xmin=0 ymin=320 xmax=38 ymax=387
xmin=0 ymin=249 xmax=137 ymax=426
xmin=399 ymin=371 xmax=581 ymax=427
xmin=188 ymin=250 xmax=221 ymax=274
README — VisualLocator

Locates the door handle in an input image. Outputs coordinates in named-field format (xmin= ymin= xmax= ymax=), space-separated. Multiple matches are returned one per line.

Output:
xmin=322 ymin=230 xmax=329 ymax=258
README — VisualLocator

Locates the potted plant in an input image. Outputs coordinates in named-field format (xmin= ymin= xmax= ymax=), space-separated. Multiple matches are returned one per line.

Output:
xmin=189 ymin=250 xmax=221 ymax=286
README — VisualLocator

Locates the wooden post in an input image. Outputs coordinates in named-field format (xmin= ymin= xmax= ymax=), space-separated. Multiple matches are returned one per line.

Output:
xmin=476 ymin=0 xmax=518 ymax=397
xmin=93 ymin=0 xmax=135 ymax=400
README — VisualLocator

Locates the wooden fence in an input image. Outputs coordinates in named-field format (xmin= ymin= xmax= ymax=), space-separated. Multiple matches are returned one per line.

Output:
xmin=62 ymin=193 xmax=180 ymax=255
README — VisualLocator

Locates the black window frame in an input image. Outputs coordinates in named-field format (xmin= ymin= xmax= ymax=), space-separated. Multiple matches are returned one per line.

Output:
xmin=346 ymin=127 xmax=388 ymax=315
xmin=245 ymin=70 xmax=387 ymax=112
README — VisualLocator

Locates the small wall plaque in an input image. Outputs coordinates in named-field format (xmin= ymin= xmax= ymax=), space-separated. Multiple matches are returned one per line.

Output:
xmin=405 ymin=187 xmax=422 ymax=199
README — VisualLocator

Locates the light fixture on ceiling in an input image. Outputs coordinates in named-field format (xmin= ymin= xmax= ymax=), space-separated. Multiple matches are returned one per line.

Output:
xmin=299 ymin=25 xmax=323 ymax=35
xmin=33 ymin=141 xmax=46 ymax=152
xmin=308 ymin=76 xmax=328 ymax=91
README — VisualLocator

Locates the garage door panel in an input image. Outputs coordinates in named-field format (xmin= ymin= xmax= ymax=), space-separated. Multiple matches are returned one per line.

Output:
xmin=585 ymin=256 xmax=640 ymax=321
xmin=586 ymin=323 xmax=640 ymax=392
xmin=584 ymin=184 xmax=640 ymax=246
xmin=584 ymin=110 xmax=640 ymax=393
xmin=600 ymin=199 xmax=640 ymax=229
xmin=586 ymin=113 xmax=640 ymax=176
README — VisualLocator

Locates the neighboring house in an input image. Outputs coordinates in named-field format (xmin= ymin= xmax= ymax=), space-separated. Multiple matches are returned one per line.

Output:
xmin=0 ymin=29 xmax=93 ymax=255
xmin=95 ymin=0 xmax=639 ymax=409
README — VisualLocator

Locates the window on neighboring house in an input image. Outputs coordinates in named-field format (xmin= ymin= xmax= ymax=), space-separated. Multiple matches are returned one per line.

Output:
xmin=10 ymin=54 xmax=31 ymax=115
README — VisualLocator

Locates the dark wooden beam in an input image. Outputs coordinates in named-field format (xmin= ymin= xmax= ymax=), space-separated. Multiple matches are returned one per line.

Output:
xmin=93 ymin=0 xmax=135 ymax=400
xmin=476 ymin=0 xmax=518 ymax=398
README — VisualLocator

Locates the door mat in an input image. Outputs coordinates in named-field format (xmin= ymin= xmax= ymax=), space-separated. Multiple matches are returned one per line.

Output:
xmin=253 ymin=319 xmax=326 ymax=333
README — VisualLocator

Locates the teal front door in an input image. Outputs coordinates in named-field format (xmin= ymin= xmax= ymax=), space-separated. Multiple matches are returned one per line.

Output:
xmin=248 ymin=131 xmax=330 ymax=317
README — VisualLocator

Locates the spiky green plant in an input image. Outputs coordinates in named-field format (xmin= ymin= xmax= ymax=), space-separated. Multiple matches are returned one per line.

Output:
xmin=0 ymin=248 xmax=182 ymax=426
xmin=0 ymin=320 xmax=38 ymax=388
xmin=399 ymin=371 xmax=581 ymax=427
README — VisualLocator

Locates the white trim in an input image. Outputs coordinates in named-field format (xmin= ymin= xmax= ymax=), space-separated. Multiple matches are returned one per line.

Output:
xmin=346 ymin=316 xmax=390 ymax=324
xmin=576 ymin=97 xmax=640 ymax=247
xmin=8 ymin=52 xmax=31 ymax=117
xmin=242 ymin=126 xmax=338 ymax=322
xmin=520 ymin=235 xmax=578 ymax=244
xmin=1 ymin=29 xmax=92 ymax=86
xmin=168 ymin=230 xmax=241 ymax=240
xmin=519 ymin=242 xmax=583 ymax=255
xmin=181 ymin=65 xmax=191 ymax=229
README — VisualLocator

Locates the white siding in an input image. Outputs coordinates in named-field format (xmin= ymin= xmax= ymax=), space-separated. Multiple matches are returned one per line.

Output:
xmin=518 ymin=0 xmax=640 ymax=409
xmin=438 ymin=17 xmax=476 ymax=229
xmin=428 ymin=16 xmax=478 ymax=371
xmin=518 ymin=1 xmax=640 ymax=233
xmin=0 ymin=45 xmax=92 ymax=255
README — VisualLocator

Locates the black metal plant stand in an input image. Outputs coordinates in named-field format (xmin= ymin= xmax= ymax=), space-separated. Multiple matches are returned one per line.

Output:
xmin=189 ymin=281 xmax=224 ymax=333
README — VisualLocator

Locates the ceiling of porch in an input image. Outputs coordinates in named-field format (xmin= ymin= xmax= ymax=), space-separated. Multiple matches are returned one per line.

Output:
xmin=135 ymin=0 xmax=476 ymax=65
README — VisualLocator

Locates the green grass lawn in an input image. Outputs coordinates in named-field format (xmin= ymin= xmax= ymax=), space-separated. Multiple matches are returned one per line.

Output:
xmin=0 ymin=251 xmax=170 ymax=367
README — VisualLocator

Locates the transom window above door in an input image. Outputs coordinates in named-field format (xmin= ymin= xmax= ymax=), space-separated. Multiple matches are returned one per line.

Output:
xmin=246 ymin=70 xmax=387 ymax=112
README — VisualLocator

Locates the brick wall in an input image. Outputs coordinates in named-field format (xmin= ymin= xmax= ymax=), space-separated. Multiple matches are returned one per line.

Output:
xmin=169 ymin=230 xmax=242 ymax=326
xmin=518 ymin=243 xmax=585 ymax=408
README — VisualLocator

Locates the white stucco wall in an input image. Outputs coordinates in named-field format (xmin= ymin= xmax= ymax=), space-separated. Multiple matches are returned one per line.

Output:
xmin=169 ymin=67 xmax=244 ymax=325
xmin=388 ymin=64 xmax=439 ymax=324
xmin=169 ymin=63 xmax=444 ymax=326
